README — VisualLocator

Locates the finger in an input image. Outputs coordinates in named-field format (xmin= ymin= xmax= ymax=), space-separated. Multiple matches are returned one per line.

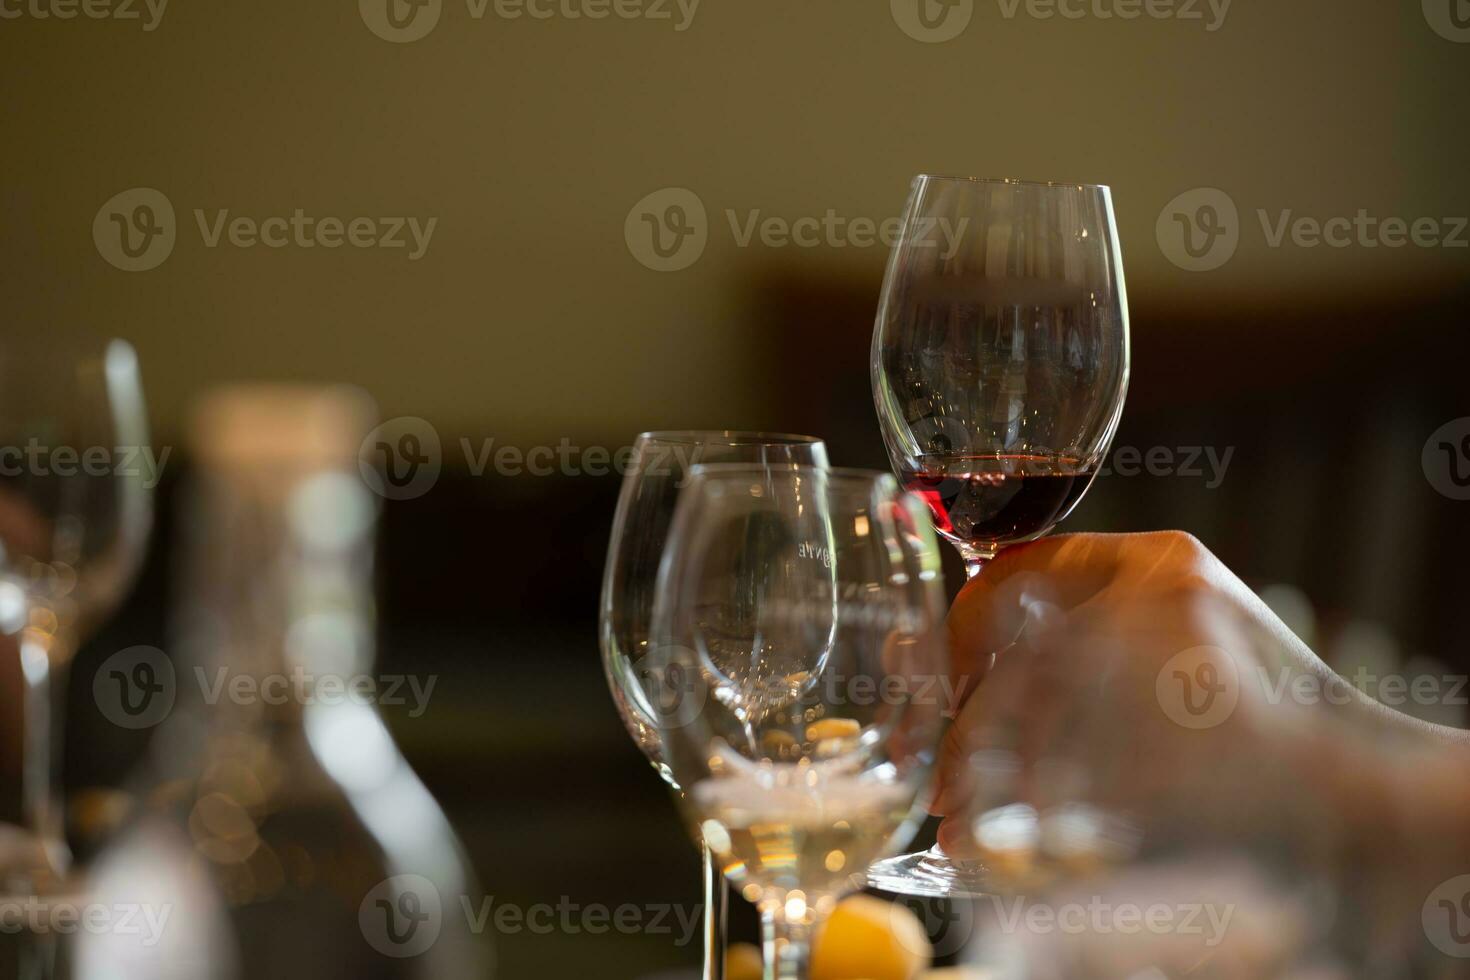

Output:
xmin=930 ymin=639 xmax=1032 ymax=816
xmin=947 ymin=533 xmax=1126 ymax=656
xmin=936 ymin=812 xmax=983 ymax=859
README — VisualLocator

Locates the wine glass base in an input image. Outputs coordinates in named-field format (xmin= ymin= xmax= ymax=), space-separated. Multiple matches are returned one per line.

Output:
xmin=866 ymin=846 xmax=992 ymax=899
xmin=0 ymin=825 xmax=70 ymax=898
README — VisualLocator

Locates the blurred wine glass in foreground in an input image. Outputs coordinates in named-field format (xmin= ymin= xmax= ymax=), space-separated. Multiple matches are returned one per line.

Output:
xmin=600 ymin=432 xmax=828 ymax=979
xmin=0 ymin=336 xmax=152 ymax=890
xmin=944 ymin=584 xmax=1470 ymax=978
xmin=869 ymin=175 xmax=1129 ymax=896
xmin=650 ymin=465 xmax=948 ymax=980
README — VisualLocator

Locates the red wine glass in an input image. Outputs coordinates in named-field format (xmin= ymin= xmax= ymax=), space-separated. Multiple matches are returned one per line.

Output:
xmin=867 ymin=175 xmax=1130 ymax=895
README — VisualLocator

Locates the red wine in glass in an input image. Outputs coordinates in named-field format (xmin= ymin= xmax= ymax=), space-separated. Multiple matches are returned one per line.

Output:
xmin=898 ymin=453 xmax=1098 ymax=575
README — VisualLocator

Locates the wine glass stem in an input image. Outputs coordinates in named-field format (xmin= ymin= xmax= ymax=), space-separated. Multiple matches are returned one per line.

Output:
xmin=959 ymin=546 xmax=997 ymax=580
xmin=19 ymin=623 xmax=73 ymax=877
xmin=701 ymin=842 xmax=728 ymax=980
xmin=760 ymin=907 xmax=813 ymax=980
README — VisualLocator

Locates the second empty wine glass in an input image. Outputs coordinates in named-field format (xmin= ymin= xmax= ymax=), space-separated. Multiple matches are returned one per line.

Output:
xmin=600 ymin=432 xmax=829 ymax=980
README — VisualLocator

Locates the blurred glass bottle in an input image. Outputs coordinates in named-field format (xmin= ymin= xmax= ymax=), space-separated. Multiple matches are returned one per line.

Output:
xmin=75 ymin=386 xmax=490 ymax=980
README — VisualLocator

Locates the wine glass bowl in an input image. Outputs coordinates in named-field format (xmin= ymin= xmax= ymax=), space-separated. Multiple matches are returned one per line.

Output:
xmin=601 ymin=432 xmax=829 ymax=776
xmin=0 ymin=338 xmax=152 ymax=631
xmin=872 ymin=176 xmax=1130 ymax=576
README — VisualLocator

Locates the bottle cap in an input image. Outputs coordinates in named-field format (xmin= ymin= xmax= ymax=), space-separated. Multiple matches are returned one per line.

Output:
xmin=190 ymin=384 xmax=376 ymax=470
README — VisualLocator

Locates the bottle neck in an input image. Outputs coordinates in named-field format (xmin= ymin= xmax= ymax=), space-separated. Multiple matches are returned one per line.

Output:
xmin=176 ymin=465 xmax=378 ymax=732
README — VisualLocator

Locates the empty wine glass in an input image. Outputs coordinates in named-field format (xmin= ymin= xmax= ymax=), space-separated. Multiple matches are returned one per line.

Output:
xmin=0 ymin=335 xmax=153 ymax=889
xmin=599 ymin=432 xmax=828 ymax=980
xmin=868 ymin=175 xmax=1130 ymax=896
xmin=649 ymin=465 xmax=949 ymax=980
